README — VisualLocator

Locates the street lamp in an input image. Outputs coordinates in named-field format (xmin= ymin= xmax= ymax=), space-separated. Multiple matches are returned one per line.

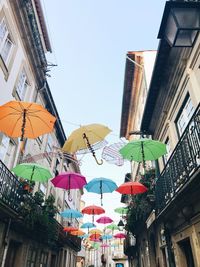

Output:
xmin=118 ymin=219 xmax=125 ymax=231
xmin=158 ymin=1 xmax=200 ymax=47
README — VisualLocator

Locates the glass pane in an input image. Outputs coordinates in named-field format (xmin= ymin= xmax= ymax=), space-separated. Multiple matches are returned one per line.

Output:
xmin=0 ymin=135 xmax=9 ymax=161
xmin=173 ymin=8 xmax=200 ymax=29
xmin=1 ymin=37 xmax=12 ymax=62
xmin=16 ymin=70 xmax=28 ymax=100
xmin=0 ymin=19 xmax=8 ymax=44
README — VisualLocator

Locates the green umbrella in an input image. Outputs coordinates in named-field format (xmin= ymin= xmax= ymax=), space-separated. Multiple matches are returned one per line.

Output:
xmin=114 ymin=207 xmax=129 ymax=215
xmin=12 ymin=163 xmax=52 ymax=182
xmin=106 ymin=223 xmax=119 ymax=234
xmin=119 ymin=138 xmax=166 ymax=165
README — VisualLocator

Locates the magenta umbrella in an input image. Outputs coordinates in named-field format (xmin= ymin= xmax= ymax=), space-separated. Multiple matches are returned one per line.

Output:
xmin=51 ymin=171 xmax=87 ymax=201
xmin=96 ymin=216 xmax=113 ymax=224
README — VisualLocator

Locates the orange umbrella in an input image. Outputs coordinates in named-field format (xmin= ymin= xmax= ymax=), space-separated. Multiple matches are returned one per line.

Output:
xmin=0 ymin=101 xmax=56 ymax=141
xmin=70 ymin=229 xmax=85 ymax=236
xmin=63 ymin=226 xmax=78 ymax=232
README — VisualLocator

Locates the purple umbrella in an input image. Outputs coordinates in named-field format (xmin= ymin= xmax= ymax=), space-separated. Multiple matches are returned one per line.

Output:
xmin=51 ymin=171 xmax=87 ymax=201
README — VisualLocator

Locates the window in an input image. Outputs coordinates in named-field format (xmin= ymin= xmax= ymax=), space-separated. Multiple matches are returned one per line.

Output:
xmin=39 ymin=183 xmax=47 ymax=195
xmin=163 ymin=137 xmax=171 ymax=165
xmin=15 ymin=69 xmax=29 ymax=100
xmin=0 ymin=18 xmax=14 ymax=65
xmin=176 ymin=95 xmax=195 ymax=137
xmin=0 ymin=134 xmax=9 ymax=161
xmin=46 ymin=134 xmax=53 ymax=153
xmin=26 ymin=247 xmax=37 ymax=267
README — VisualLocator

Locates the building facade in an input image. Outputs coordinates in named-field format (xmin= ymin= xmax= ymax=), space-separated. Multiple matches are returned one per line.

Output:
xmin=0 ymin=0 xmax=82 ymax=266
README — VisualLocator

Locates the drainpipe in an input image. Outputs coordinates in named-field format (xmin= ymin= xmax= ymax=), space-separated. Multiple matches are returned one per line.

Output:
xmin=1 ymin=218 xmax=11 ymax=267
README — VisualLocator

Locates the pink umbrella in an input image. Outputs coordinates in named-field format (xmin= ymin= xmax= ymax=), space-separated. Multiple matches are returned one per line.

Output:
xmin=101 ymin=243 xmax=109 ymax=248
xmin=51 ymin=171 xmax=87 ymax=201
xmin=96 ymin=216 xmax=113 ymax=224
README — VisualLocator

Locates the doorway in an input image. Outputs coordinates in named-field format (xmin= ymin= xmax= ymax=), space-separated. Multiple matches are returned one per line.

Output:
xmin=50 ymin=254 xmax=56 ymax=267
xmin=178 ymin=238 xmax=194 ymax=267
xmin=4 ymin=240 xmax=22 ymax=267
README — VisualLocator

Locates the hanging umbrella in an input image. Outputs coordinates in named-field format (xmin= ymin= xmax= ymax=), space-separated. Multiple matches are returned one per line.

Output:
xmin=51 ymin=171 xmax=87 ymax=201
xmin=63 ymin=226 xmax=78 ymax=232
xmin=102 ymin=142 xmax=126 ymax=166
xmin=85 ymin=177 xmax=117 ymax=206
xmin=62 ymin=123 xmax=111 ymax=165
xmin=82 ymin=205 xmax=105 ymax=222
xmin=60 ymin=209 xmax=83 ymax=222
xmin=120 ymin=138 xmax=166 ymax=170
xmin=96 ymin=216 xmax=113 ymax=224
xmin=106 ymin=223 xmax=119 ymax=234
xmin=116 ymin=181 xmax=148 ymax=195
xmin=89 ymin=229 xmax=103 ymax=235
xmin=0 ymin=100 xmax=56 ymax=141
xmin=101 ymin=234 xmax=113 ymax=241
xmin=81 ymin=222 xmax=96 ymax=234
xmin=114 ymin=207 xmax=129 ymax=216
xmin=101 ymin=243 xmax=109 ymax=248
xmin=114 ymin=233 xmax=127 ymax=244
xmin=70 ymin=229 xmax=85 ymax=236
xmin=12 ymin=163 xmax=52 ymax=182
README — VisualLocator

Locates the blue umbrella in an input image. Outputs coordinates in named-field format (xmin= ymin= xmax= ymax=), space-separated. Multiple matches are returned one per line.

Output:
xmin=102 ymin=234 xmax=113 ymax=242
xmin=60 ymin=209 xmax=83 ymax=222
xmin=84 ymin=177 xmax=117 ymax=206
xmin=81 ymin=222 xmax=96 ymax=233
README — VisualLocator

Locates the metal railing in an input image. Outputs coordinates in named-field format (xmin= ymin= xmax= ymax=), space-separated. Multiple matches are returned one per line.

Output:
xmin=0 ymin=160 xmax=23 ymax=212
xmin=156 ymin=104 xmax=200 ymax=213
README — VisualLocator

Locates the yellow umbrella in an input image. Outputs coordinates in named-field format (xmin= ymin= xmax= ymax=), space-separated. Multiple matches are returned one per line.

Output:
xmin=62 ymin=124 xmax=111 ymax=165
xmin=89 ymin=229 xmax=103 ymax=235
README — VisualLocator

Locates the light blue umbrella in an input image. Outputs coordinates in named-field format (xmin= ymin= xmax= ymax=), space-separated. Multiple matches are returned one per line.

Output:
xmin=102 ymin=234 xmax=113 ymax=242
xmin=81 ymin=222 xmax=96 ymax=233
xmin=60 ymin=209 xmax=83 ymax=222
xmin=84 ymin=177 xmax=117 ymax=206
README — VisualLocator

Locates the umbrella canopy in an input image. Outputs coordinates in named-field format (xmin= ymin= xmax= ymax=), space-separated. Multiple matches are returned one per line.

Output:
xmin=102 ymin=142 xmax=126 ymax=166
xmin=0 ymin=101 xmax=56 ymax=141
xmin=82 ymin=205 xmax=105 ymax=222
xmin=89 ymin=229 xmax=103 ymax=235
xmin=81 ymin=222 xmax=96 ymax=233
xmin=60 ymin=209 xmax=83 ymax=222
xmin=70 ymin=229 xmax=85 ymax=236
xmin=78 ymin=233 xmax=89 ymax=239
xmin=116 ymin=181 xmax=148 ymax=195
xmin=106 ymin=223 xmax=119 ymax=232
xmin=120 ymin=138 xmax=167 ymax=169
xmin=114 ymin=233 xmax=127 ymax=239
xmin=62 ymin=123 xmax=111 ymax=165
xmin=102 ymin=234 xmax=113 ymax=240
xmin=63 ymin=226 xmax=78 ymax=232
xmin=85 ymin=177 xmax=117 ymax=206
xmin=101 ymin=243 xmax=109 ymax=248
xmin=51 ymin=171 xmax=87 ymax=201
xmin=12 ymin=163 xmax=52 ymax=182
xmin=96 ymin=216 xmax=113 ymax=224
xmin=114 ymin=207 xmax=129 ymax=215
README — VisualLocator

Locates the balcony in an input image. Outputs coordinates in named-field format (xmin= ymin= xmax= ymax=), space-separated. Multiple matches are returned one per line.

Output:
xmin=156 ymin=104 xmax=200 ymax=214
xmin=0 ymin=159 xmax=81 ymax=251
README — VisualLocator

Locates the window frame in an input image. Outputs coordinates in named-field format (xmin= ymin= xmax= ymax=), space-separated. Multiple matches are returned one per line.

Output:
xmin=15 ymin=68 xmax=29 ymax=100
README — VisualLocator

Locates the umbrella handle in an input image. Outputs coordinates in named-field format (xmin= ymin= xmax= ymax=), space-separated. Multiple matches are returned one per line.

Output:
xmin=83 ymin=133 xmax=103 ymax=165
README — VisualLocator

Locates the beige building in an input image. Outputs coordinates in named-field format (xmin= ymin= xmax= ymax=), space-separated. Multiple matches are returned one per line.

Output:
xmin=0 ymin=0 xmax=82 ymax=266
xmin=120 ymin=1 xmax=200 ymax=267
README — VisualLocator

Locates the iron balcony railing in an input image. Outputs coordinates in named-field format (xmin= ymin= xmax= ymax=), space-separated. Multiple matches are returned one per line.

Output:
xmin=156 ymin=103 xmax=200 ymax=213
xmin=0 ymin=160 xmax=23 ymax=212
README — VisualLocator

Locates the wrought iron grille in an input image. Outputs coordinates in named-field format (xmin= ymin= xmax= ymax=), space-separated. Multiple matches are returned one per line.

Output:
xmin=156 ymin=104 xmax=200 ymax=213
xmin=0 ymin=160 xmax=23 ymax=211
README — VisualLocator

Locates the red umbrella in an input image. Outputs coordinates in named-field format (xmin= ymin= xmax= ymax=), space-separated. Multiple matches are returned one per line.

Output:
xmin=89 ymin=233 xmax=102 ymax=240
xmin=82 ymin=205 xmax=105 ymax=222
xmin=116 ymin=181 xmax=147 ymax=195
xmin=96 ymin=216 xmax=113 ymax=224
xmin=51 ymin=172 xmax=87 ymax=201
xmin=114 ymin=232 xmax=127 ymax=244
